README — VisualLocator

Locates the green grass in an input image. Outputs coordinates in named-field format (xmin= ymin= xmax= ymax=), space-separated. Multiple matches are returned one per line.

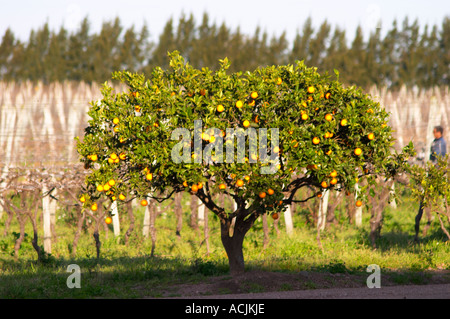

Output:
xmin=0 ymin=189 xmax=449 ymax=298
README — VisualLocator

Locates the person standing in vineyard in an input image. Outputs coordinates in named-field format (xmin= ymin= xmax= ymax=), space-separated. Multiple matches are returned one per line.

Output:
xmin=415 ymin=125 xmax=447 ymax=241
xmin=429 ymin=126 xmax=447 ymax=164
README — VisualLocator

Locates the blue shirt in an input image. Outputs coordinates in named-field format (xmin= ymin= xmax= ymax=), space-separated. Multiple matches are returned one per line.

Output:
xmin=430 ymin=137 xmax=447 ymax=162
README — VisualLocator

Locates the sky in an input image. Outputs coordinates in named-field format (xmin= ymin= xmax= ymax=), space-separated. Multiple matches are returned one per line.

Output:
xmin=0 ymin=0 xmax=449 ymax=44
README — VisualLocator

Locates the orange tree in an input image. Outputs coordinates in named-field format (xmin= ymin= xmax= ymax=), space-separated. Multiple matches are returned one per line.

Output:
xmin=76 ymin=51 xmax=413 ymax=275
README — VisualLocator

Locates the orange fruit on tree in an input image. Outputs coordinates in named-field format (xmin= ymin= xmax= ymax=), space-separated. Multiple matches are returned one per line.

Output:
xmin=197 ymin=182 xmax=203 ymax=189
xmin=330 ymin=170 xmax=338 ymax=178
xmin=330 ymin=178 xmax=338 ymax=185
xmin=113 ymin=117 xmax=119 ymax=125
xmin=209 ymin=135 xmax=216 ymax=143
xmin=244 ymin=175 xmax=250 ymax=181
xmin=321 ymin=181 xmax=328 ymax=188
xmin=301 ymin=113 xmax=309 ymax=120
xmin=368 ymin=133 xmax=375 ymax=140
xmin=90 ymin=154 xmax=98 ymax=161
xmin=248 ymin=100 xmax=255 ymax=107
xmin=276 ymin=77 xmax=282 ymax=85
xmin=243 ymin=120 xmax=250 ymax=128
xmin=317 ymin=193 xmax=323 ymax=198
xmin=312 ymin=137 xmax=320 ymax=145
xmin=326 ymin=149 xmax=332 ymax=155
xmin=236 ymin=179 xmax=244 ymax=187
xmin=356 ymin=200 xmax=363 ymax=207
xmin=119 ymin=137 xmax=126 ymax=143
xmin=354 ymin=148 xmax=363 ymax=156
xmin=119 ymin=193 xmax=126 ymax=201
xmin=140 ymin=199 xmax=148 ymax=206
xmin=91 ymin=203 xmax=98 ymax=211
xmin=114 ymin=158 xmax=119 ymax=163
xmin=110 ymin=153 xmax=118 ymax=160
xmin=271 ymin=213 xmax=279 ymax=220
xmin=111 ymin=195 xmax=117 ymax=201
xmin=325 ymin=114 xmax=333 ymax=121
xmin=103 ymin=184 xmax=111 ymax=191
xmin=273 ymin=146 xmax=280 ymax=153
xmin=219 ymin=183 xmax=226 ymax=190
xmin=340 ymin=119 xmax=348 ymax=126
xmin=236 ymin=100 xmax=243 ymax=108
xmin=251 ymin=91 xmax=258 ymax=99
xmin=267 ymin=188 xmax=275 ymax=195
xmin=105 ymin=217 xmax=112 ymax=225
xmin=217 ymin=104 xmax=224 ymax=112
xmin=113 ymin=126 xmax=120 ymax=133
xmin=183 ymin=181 xmax=188 ymax=187
xmin=259 ymin=192 xmax=267 ymax=199
xmin=200 ymin=89 xmax=206 ymax=96
xmin=146 ymin=173 xmax=153 ymax=181
xmin=79 ymin=195 xmax=86 ymax=203
xmin=191 ymin=184 xmax=198 ymax=192
xmin=119 ymin=153 xmax=126 ymax=160
xmin=135 ymin=105 xmax=141 ymax=112
xmin=325 ymin=92 xmax=331 ymax=99
xmin=108 ymin=179 xmax=115 ymax=186
xmin=307 ymin=86 xmax=315 ymax=94
xmin=97 ymin=185 xmax=104 ymax=192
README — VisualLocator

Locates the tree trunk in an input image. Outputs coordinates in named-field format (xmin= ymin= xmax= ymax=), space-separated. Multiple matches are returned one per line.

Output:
xmin=72 ymin=209 xmax=85 ymax=257
xmin=93 ymin=230 xmax=101 ymax=259
xmin=174 ymin=192 xmax=182 ymax=237
xmin=189 ymin=195 xmax=198 ymax=230
xmin=204 ymin=205 xmax=210 ymax=256
xmin=14 ymin=214 xmax=26 ymax=260
xmin=354 ymin=184 xmax=363 ymax=227
xmin=262 ymin=214 xmax=270 ymax=249
xmin=124 ymin=201 xmax=135 ymax=245
xmin=2 ymin=209 xmax=13 ymax=236
xmin=221 ymin=220 xmax=248 ymax=276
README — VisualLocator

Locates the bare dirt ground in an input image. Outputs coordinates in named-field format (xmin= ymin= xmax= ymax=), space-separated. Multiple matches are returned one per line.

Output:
xmin=149 ymin=270 xmax=450 ymax=299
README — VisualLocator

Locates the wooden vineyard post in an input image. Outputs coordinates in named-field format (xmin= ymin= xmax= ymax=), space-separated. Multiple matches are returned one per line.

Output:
xmin=317 ymin=189 xmax=329 ymax=231
xmin=111 ymin=201 xmax=120 ymax=240
xmin=198 ymin=198 xmax=205 ymax=227
xmin=284 ymin=201 xmax=294 ymax=236
xmin=42 ymin=185 xmax=52 ymax=254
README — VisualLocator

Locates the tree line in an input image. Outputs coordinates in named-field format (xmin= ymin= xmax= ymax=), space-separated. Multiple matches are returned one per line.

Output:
xmin=0 ymin=13 xmax=449 ymax=89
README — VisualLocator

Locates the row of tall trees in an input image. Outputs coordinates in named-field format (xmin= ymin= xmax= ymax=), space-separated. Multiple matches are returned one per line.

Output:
xmin=0 ymin=13 xmax=449 ymax=88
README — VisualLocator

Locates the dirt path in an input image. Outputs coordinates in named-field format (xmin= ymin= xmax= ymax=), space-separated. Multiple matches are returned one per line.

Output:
xmin=141 ymin=270 xmax=450 ymax=299
xmin=176 ymin=283 xmax=450 ymax=299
